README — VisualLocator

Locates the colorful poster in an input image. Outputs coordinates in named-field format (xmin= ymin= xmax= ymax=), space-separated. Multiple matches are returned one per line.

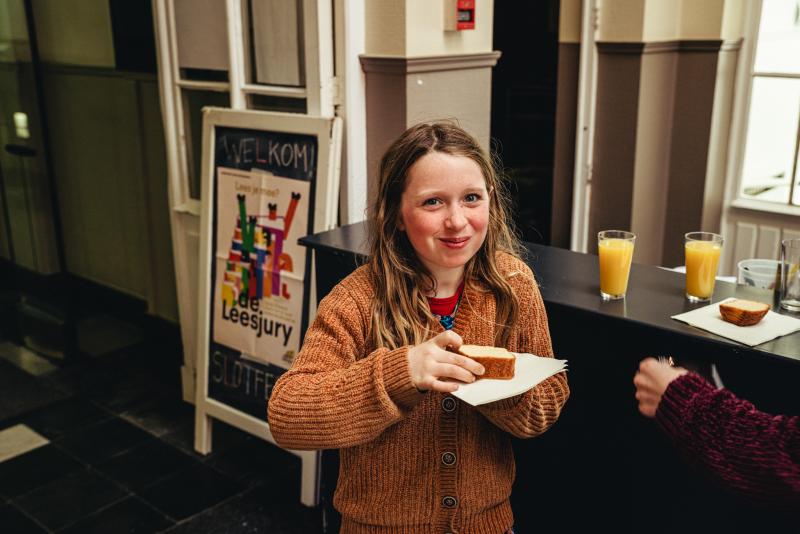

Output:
xmin=212 ymin=166 xmax=311 ymax=368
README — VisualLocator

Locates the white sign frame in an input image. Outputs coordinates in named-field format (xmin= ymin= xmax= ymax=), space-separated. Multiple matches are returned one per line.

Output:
xmin=194 ymin=108 xmax=342 ymax=507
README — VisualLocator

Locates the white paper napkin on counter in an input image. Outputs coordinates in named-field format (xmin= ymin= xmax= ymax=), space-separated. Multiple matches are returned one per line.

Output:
xmin=671 ymin=297 xmax=800 ymax=346
xmin=451 ymin=353 xmax=567 ymax=406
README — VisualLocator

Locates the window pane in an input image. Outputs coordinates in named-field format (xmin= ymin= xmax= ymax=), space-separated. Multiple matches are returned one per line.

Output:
xmin=175 ymin=0 xmax=229 ymax=76
xmin=739 ymin=77 xmax=800 ymax=203
xmin=753 ymin=0 xmax=800 ymax=74
xmin=246 ymin=94 xmax=306 ymax=113
xmin=247 ymin=0 xmax=305 ymax=86
xmin=182 ymin=90 xmax=230 ymax=199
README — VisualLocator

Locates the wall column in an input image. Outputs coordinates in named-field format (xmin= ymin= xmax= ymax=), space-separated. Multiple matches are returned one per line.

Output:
xmin=359 ymin=1 xmax=498 ymax=203
xmin=586 ymin=0 xmax=743 ymax=266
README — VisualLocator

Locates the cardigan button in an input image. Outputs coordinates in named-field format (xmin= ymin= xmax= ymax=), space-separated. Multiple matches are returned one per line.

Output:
xmin=441 ymin=451 xmax=456 ymax=466
xmin=441 ymin=397 xmax=456 ymax=412
xmin=441 ymin=495 xmax=458 ymax=508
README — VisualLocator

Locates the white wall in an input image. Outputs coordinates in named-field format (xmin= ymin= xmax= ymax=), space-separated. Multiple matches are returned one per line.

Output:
xmin=365 ymin=0 xmax=494 ymax=56
xmin=405 ymin=0 xmax=494 ymax=57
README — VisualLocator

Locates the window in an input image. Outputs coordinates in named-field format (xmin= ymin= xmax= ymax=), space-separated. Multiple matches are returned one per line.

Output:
xmin=158 ymin=0 xmax=321 ymax=203
xmin=738 ymin=0 xmax=800 ymax=206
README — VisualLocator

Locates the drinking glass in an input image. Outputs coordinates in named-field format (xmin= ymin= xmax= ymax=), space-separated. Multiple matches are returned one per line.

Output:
xmin=780 ymin=238 xmax=800 ymax=312
xmin=598 ymin=230 xmax=636 ymax=300
xmin=684 ymin=232 xmax=723 ymax=302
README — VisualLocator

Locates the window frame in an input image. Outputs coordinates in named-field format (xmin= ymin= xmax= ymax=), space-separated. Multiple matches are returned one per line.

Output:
xmin=155 ymin=0 xmax=335 ymax=210
xmin=726 ymin=0 xmax=800 ymax=215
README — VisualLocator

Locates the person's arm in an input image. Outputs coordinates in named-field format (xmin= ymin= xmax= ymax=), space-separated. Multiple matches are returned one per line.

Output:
xmin=477 ymin=269 xmax=569 ymax=438
xmin=655 ymin=372 xmax=800 ymax=504
xmin=268 ymin=282 xmax=424 ymax=450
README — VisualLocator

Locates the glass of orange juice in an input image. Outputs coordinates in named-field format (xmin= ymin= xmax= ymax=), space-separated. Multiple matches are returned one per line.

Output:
xmin=684 ymin=232 xmax=723 ymax=302
xmin=598 ymin=230 xmax=636 ymax=300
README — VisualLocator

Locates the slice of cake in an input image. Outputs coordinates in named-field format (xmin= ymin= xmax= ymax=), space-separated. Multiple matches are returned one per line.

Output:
xmin=719 ymin=299 xmax=770 ymax=326
xmin=457 ymin=345 xmax=516 ymax=380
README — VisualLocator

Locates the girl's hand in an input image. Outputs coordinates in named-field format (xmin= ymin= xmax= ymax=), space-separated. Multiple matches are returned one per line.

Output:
xmin=407 ymin=330 xmax=485 ymax=393
xmin=633 ymin=357 xmax=689 ymax=418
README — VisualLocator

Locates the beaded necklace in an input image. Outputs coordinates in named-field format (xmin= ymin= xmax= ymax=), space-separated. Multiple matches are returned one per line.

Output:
xmin=430 ymin=283 xmax=464 ymax=330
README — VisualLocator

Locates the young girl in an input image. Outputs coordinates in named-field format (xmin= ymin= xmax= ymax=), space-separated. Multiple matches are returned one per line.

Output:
xmin=268 ymin=122 xmax=569 ymax=533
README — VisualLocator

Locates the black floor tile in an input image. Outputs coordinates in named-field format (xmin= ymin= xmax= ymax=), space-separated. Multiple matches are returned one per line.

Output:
xmin=38 ymin=358 xmax=125 ymax=399
xmin=20 ymin=397 xmax=111 ymax=440
xmin=160 ymin=418 xmax=253 ymax=460
xmin=56 ymin=417 xmax=153 ymax=465
xmin=0 ymin=445 xmax=83 ymax=499
xmin=0 ymin=503 xmax=47 ymax=533
xmin=96 ymin=440 xmax=197 ymax=492
xmin=138 ymin=462 xmax=243 ymax=520
xmin=58 ymin=496 xmax=173 ymax=534
xmin=119 ymin=394 xmax=193 ymax=438
xmin=13 ymin=467 xmax=128 ymax=530
xmin=0 ymin=359 xmax=68 ymax=424
xmin=162 ymin=484 xmax=322 ymax=534
xmin=84 ymin=375 xmax=162 ymax=415
xmin=205 ymin=434 xmax=300 ymax=488
xmin=157 ymin=419 xmax=197 ymax=457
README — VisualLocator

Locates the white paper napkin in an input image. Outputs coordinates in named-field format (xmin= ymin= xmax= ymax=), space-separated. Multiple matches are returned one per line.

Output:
xmin=671 ymin=297 xmax=800 ymax=346
xmin=450 ymin=353 xmax=568 ymax=406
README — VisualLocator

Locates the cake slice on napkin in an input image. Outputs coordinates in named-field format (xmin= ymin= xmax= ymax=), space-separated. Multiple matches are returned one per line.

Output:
xmin=458 ymin=345 xmax=516 ymax=380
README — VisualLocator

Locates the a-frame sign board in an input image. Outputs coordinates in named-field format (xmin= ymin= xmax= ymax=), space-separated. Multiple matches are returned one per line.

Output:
xmin=194 ymin=108 xmax=341 ymax=507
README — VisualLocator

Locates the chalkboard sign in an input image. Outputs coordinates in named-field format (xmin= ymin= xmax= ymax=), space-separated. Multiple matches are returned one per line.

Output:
xmin=195 ymin=109 xmax=342 ymax=507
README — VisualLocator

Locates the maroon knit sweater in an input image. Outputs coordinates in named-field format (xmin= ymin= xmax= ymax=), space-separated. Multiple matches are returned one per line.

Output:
xmin=655 ymin=372 xmax=800 ymax=507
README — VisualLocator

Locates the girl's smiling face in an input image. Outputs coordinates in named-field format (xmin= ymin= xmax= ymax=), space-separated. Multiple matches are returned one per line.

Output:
xmin=399 ymin=152 xmax=490 ymax=279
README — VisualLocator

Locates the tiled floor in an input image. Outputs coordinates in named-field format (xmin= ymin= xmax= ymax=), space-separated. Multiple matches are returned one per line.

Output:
xmin=0 ymin=317 xmax=322 ymax=533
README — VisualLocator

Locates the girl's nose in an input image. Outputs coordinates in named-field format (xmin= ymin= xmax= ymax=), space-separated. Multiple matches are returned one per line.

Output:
xmin=445 ymin=207 xmax=467 ymax=229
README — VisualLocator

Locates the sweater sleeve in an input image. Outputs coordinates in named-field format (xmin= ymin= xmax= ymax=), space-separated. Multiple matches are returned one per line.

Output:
xmin=656 ymin=372 xmax=800 ymax=505
xmin=477 ymin=265 xmax=570 ymax=438
xmin=267 ymin=282 xmax=424 ymax=450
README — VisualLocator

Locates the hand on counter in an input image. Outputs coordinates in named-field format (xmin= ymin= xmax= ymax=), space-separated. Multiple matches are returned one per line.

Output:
xmin=633 ymin=357 xmax=688 ymax=417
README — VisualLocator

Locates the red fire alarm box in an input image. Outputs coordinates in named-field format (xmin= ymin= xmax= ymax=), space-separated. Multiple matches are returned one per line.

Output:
xmin=444 ymin=0 xmax=475 ymax=31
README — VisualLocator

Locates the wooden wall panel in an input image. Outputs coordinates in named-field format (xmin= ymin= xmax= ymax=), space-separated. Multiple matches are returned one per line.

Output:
xmin=722 ymin=210 xmax=800 ymax=276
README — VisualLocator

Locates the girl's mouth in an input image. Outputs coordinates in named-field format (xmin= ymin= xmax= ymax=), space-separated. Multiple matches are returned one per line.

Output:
xmin=439 ymin=236 xmax=470 ymax=249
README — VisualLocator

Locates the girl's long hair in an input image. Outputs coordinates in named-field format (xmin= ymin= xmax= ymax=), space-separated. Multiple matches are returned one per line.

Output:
xmin=368 ymin=122 xmax=522 ymax=350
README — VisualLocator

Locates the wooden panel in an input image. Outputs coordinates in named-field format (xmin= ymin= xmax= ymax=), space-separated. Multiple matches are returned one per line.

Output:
xmin=756 ymin=225 xmax=781 ymax=259
xmin=551 ymin=42 xmax=580 ymax=248
xmin=732 ymin=221 xmax=757 ymax=265
xmin=722 ymin=208 xmax=800 ymax=275
xmin=32 ymin=0 xmax=115 ymax=68
xmin=588 ymin=51 xmax=642 ymax=240
xmin=139 ymin=81 xmax=178 ymax=321
xmin=43 ymin=71 xmax=148 ymax=297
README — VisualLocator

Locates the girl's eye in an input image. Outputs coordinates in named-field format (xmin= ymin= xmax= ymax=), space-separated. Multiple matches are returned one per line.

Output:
xmin=422 ymin=198 xmax=441 ymax=206
xmin=465 ymin=193 xmax=481 ymax=203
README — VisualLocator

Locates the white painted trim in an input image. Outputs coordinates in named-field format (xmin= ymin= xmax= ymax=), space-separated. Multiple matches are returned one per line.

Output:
xmin=176 ymin=80 xmax=230 ymax=91
xmin=570 ymin=0 xmax=599 ymax=253
xmin=730 ymin=197 xmax=800 ymax=217
xmin=164 ymin=0 xmax=193 ymax=206
xmin=304 ymin=0 xmax=335 ymax=117
xmin=225 ymin=0 xmax=245 ymax=109
xmin=241 ymin=83 xmax=307 ymax=98
xmin=153 ymin=0 xmax=199 ymax=401
xmin=720 ymin=0 xmax=762 ymax=254
xmin=342 ymin=0 xmax=368 ymax=224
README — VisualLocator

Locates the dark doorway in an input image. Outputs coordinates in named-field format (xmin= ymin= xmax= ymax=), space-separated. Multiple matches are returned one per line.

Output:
xmin=491 ymin=1 xmax=560 ymax=245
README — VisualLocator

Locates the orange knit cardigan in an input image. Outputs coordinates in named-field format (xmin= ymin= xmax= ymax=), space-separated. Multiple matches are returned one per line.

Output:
xmin=268 ymin=253 xmax=569 ymax=534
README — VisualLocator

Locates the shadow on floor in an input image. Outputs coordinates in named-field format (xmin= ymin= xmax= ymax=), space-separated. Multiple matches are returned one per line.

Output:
xmin=0 ymin=315 xmax=322 ymax=533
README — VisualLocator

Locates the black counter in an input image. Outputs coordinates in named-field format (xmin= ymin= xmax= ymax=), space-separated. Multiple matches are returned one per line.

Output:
xmin=300 ymin=221 xmax=800 ymax=365
xmin=300 ymin=221 xmax=799 ymax=533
